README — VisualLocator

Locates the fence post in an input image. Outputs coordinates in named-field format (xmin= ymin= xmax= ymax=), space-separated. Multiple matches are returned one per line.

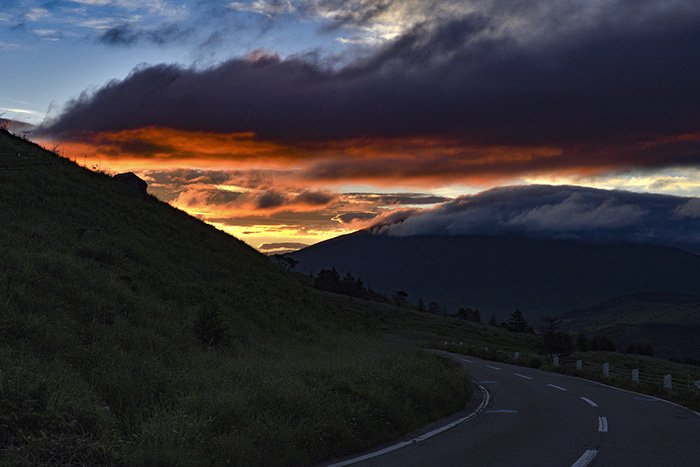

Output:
xmin=603 ymin=363 xmax=610 ymax=377
xmin=553 ymin=355 xmax=559 ymax=367
xmin=576 ymin=359 xmax=583 ymax=371
xmin=513 ymin=351 xmax=520 ymax=360
xmin=632 ymin=369 xmax=639 ymax=383
xmin=663 ymin=374 xmax=672 ymax=390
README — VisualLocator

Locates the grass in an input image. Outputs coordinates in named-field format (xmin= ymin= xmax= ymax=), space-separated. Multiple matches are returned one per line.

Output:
xmin=0 ymin=130 xmax=472 ymax=466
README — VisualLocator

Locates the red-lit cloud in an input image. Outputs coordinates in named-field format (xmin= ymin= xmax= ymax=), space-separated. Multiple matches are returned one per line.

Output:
xmin=33 ymin=1 xmax=700 ymax=247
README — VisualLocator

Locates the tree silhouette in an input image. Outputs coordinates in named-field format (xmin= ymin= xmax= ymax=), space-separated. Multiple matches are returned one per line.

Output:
xmin=504 ymin=309 xmax=529 ymax=332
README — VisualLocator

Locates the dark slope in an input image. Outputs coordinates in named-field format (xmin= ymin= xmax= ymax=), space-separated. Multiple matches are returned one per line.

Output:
xmin=289 ymin=231 xmax=700 ymax=321
xmin=560 ymin=294 xmax=700 ymax=359
xmin=0 ymin=131 xmax=471 ymax=466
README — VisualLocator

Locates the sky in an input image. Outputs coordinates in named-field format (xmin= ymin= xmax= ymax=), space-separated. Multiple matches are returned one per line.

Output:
xmin=2 ymin=0 xmax=700 ymax=252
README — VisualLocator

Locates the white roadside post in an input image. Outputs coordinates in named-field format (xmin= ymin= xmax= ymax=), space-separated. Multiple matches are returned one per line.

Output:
xmin=553 ymin=355 xmax=559 ymax=367
xmin=632 ymin=369 xmax=640 ymax=383
xmin=576 ymin=360 xmax=583 ymax=371
xmin=663 ymin=374 xmax=672 ymax=390
xmin=513 ymin=352 xmax=520 ymax=360
xmin=603 ymin=363 xmax=610 ymax=377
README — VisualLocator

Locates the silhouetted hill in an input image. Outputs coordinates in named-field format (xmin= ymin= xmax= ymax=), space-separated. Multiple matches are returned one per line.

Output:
xmin=289 ymin=231 xmax=700 ymax=322
xmin=0 ymin=130 xmax=470 ymax=466
xmin=560 ymin=294 xmax=700 ymax=359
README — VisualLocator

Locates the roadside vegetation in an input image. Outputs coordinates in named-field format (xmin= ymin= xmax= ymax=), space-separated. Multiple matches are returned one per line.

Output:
xmin=318 ymin=289 xmax=700 ymax=412
xmin=0 ymin=130 xmax=471 ymax=466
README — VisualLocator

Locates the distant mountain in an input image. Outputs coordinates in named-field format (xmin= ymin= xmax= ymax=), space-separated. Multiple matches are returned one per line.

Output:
xmin=289 ymin=232 xmax=700 ymax=323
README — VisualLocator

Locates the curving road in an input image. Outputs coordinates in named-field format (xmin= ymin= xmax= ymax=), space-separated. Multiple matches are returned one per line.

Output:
xmin=327 ymin=353 xmax=700 ymax=467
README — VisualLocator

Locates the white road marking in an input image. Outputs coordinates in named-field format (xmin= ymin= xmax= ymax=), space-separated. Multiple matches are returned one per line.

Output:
xmin=581 ymin=397 xmax=598 ymax=408
xmin=327 ymin=384 xmax=491 ymax=467
xmin=570 ymin=376 xmax=700 ymax=417
xmin=513 ymin=373 xmax=533 ymax=380
xmin=486 ymin=365 xmax=502 ymax=371
xmin=571 ymin=449 xmax=598 ymax=467
xmin=485 ymin=409 xmax=519 ymax=414
xmin=461 ymin=358 xmax=474 ymax=363
xmin=598 ymin=416 xmax=608 ymax=432
xmin=547 ymin=384 xmax=567 ymax=391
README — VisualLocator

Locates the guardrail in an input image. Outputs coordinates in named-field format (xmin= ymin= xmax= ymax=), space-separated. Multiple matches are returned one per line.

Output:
xmin=434 ymin=340 xmax=700 ymax=396
xmin=553 ymin=354 xmax=700 ymax=392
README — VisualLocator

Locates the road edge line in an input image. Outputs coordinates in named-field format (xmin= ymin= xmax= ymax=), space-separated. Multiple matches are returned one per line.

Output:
xmin=573 ymin=376 xmax=700 ymax=417
xmin=571 ymin=449 xmax=598 ymax=467
xmin=326 ymin=383 xmax=490 ymax=467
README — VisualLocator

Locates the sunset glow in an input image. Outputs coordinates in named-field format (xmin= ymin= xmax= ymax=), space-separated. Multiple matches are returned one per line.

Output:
xmin=4 ymin=0 xmax=700 ymax=249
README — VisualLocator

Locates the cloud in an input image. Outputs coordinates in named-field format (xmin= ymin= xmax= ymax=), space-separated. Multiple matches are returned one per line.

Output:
xmin=332 ymin=211 xmax=377 ymax=224
xmin=40 ymin=1 xmax=700 ymax=181
xmin=227 ymin=1 xmax=296 ymax=17
xmin=293 ymin=190 xmax=336 ymax=205
xmin=258 ymin=242 xmax=309 ymax=254
xmin=344 ymin=192 xmax=451 ymax=205
xmin=256 ymin=190 xmax=287 ymax=208
xmin=98 ymin=22 xmax=189 ymax=45
xmin=375 ymin=185 xmax=700 ymax=251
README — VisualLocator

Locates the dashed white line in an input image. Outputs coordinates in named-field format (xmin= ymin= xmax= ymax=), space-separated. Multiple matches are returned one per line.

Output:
xmin=547 ymin=383 xmax=568 ymax=391
xmin=581 ymin=397 xmax=598 ymax=408
xmin=598 ymin=416 xmax=608 ymax=432
xmin=486 ymin=365 xmax=503 ymax=371
xmin=571 ymin=449 xmax=598 ymax=467
xmin=513 ymin=373 xmax=533 ymax=380
xmin=461 ymin=358 xmax=474 ymax=363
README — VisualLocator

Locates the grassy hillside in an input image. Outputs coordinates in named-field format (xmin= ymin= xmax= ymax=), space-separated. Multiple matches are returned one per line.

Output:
xmin=0 ymin=131 xmax=472 ymax=466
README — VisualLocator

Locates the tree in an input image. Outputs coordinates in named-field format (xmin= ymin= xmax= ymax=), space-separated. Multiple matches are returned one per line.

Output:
xmin=392 ymin=290 xmax=409 ymax=307
xmin=576 ymin=333 xmax=590 ymax=352
xmin=626 ymin=342 xmax=653 ymax=356
xmin=417 ymin=298 xmax=426 ymax=312
xmin=456 ymin=307 xmax=482 ymax=323
xmin=541 ymin=316 xmax=573 ymax=353
xmin=314 ymin=268 xmax=341 ymax=292
xmin=590 ymin=335 xmax=617 ymax=351
xmin=488 ymin=314 xmax=499 ymax=326
xmin=427 ymin=301 xmax=443 ymax=314
xmin=504 ymin=309 xmax=529 ymax=333
xmin=472 ymin=308 xmax=482 ymax=324
xmin=269 ymin=254 xmax=297 ymax=271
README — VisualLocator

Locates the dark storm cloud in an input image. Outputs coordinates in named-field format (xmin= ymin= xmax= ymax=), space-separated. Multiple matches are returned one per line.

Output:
xmin=256 ymin=190 xmax=287 ymax=209
xmin=375 ymin=185 xmax=700 ymax=251
xmin=293 ymin=190 xmax=336 ymax=205
xmin=42 ymin=1 xmax=700 ymax=173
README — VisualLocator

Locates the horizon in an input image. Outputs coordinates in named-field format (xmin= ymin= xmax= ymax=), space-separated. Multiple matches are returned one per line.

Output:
xmin=3 ymin=0 xmax=700 ymax=250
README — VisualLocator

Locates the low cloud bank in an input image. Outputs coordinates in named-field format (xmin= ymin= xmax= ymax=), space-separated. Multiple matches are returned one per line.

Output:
xmin=375 ymin=185 xmax=700 ymax=251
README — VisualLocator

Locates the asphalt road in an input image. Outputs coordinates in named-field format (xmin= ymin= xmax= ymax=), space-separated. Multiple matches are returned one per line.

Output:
xmin=328 ymin=353 xmax=700 ymax=467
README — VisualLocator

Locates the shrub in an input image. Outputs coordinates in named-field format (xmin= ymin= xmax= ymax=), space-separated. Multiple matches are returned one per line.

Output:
xmin=193 ymin=304 xmax=231 ymax=348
